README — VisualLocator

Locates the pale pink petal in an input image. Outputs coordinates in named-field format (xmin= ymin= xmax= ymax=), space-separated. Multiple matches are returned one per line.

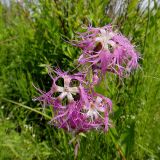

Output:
xmin=56 ymin=86 xmax=64 ymax=92
xmin=67 ymin=93 xmax=74 ymax=103
xmin=57 ymin=92 xmax=67 ymax=101
xmin=69 ymin=87 xmax=79 ymax=93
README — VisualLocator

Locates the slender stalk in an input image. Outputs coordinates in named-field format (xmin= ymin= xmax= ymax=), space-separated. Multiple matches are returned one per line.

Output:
xmin=2 ymin=98 xmax=52 ymax=120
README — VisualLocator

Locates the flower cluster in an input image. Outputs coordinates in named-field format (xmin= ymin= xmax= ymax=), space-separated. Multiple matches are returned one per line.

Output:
xmin=34 ymin=24 xmax=139 ymax=134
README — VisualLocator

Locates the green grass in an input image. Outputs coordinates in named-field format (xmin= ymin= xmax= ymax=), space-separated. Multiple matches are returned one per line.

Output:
xmin=0 ymin=0 xmax=160 ymax=159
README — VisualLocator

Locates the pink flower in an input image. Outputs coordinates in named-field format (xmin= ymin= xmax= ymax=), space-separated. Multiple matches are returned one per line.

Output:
xmin=79 ymin=86 xmax=112 ymax=131
xmin=33 ymin=68 xmax=85 ymax=105
xmin=81 ymin=92 xmax=112 ymax=131
xmin=74 ymin=25 xmax=140 ymax=77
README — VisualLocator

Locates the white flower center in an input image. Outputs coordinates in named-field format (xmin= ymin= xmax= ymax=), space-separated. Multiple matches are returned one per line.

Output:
xmin=56 ymin=76 xmax=79 ymax=103
xmin=95 ymin=29 xmax=116 ymax=51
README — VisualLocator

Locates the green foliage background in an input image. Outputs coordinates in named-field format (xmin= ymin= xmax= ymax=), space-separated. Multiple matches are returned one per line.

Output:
xmin=0 ymin=0 xmax=160 ymax=159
